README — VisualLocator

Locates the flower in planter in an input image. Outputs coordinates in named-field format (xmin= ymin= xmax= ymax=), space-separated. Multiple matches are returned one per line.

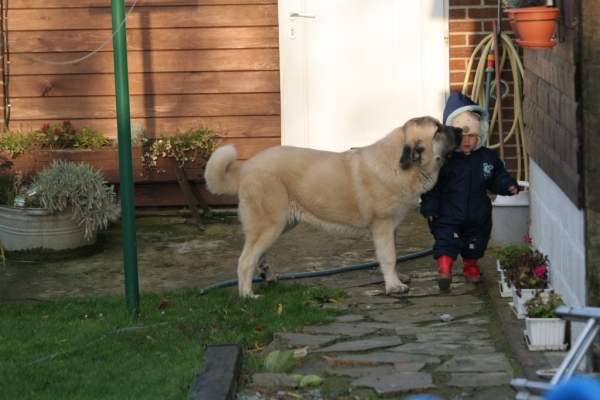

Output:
xmin=498 ymin=235 xmax=550 ymax=297
xmin=141 ymin=122 xmax=221 ymax=178
xmin=524 ymin=292 xmax=566 ymax=319
xmin=34 ymin=121 xmax=113 ymax=150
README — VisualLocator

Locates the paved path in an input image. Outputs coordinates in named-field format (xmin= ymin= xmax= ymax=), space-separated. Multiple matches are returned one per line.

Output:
xmin=237 ymin=254 xmax=566 ymax=400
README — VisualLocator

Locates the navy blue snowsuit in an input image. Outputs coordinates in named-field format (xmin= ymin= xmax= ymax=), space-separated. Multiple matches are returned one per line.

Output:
xmin=420 ymin=147 xmax=518 ymax=260
xmin=420 ymin=91 xmax=518 ymax=261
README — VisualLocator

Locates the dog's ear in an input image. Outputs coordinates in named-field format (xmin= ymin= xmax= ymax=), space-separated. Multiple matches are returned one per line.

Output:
xmin=400 ymin=140 xmax=425 ymax=170
xmin=400 ymin=144 xmax=413 ymax=169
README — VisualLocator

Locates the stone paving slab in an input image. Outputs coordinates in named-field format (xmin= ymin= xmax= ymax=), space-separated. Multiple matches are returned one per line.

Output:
xmin=388 ymin=342 xmax=496 ymax=356
xmin=326 ymin=365 xmax=398 ymax=378
xmin=302 ymin=323 xmax=379 ymax=337
xmin=325 ymin=352 xmax=440 ymax=365
xmin=394 ymin=324 xmax=489 ymax=336
xmin=357 ymin=303 xmax=406 ymax=311
xmin=437 ymin=353 xmax=511 ymax=372
xmin=351 ymin=372 xmax=435 ymax=395
xmin=366 ymin=303 xmax=481 ymax=323
xmin=250 ymin=373 xmax=298 ymax=389
xmin=446 ymin=372 xmax=514 ymax=387
xmin=357 ymin=322 xmax=424 ymax=335
xmin=335 ymin=314 xmax=365 ymax=323
xmin=312 ymin=335 xmax=402 ymax=353
xmin=428 ymin=316 xmax=490 ymax=326
xmin=416 ymin=332 xmax=491 ymax=343
xmin=406 ymin=294 xmax=483 ymax=308
xmin=275 ymin=332 xmax=340 ymax=348
xmin=345 ymin=296 xmax=401 ymax=305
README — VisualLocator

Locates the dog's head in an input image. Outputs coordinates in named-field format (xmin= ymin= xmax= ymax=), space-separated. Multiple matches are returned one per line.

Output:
xmin=399 ymin=116 xmax=462 ymax=171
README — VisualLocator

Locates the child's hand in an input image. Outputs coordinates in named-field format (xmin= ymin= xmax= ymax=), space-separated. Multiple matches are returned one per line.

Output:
xmin=428 ymin=216 xmax=436 ymax=222
xmin=508 ymin=185 xmax=518 ymax=195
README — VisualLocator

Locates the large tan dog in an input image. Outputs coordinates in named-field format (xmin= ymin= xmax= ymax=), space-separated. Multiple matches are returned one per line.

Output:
xmin=205 ymin=116 xmax=462 ymax=297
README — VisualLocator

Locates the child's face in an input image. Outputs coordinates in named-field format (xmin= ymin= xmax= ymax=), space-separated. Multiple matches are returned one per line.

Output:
xmin=458 ymin=133 xmax=480 ymax=154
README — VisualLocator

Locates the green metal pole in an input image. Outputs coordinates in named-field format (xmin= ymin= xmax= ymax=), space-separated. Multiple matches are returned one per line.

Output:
xmin=111 ymin=0 xmax=139 ymax=314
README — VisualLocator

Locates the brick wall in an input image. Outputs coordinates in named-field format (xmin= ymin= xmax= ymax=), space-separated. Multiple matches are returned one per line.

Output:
xmin=449 ymin=0 xmax=525 ymax=181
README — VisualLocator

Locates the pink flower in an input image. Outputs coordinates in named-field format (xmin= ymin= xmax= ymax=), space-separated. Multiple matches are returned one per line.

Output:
xmin=535 ymin=265 xmax=548 ymax=276
xmin=523 ymin=234 xmax=532 ymax=244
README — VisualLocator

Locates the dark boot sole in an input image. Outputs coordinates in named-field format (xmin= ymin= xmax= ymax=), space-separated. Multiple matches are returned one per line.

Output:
xmin=438 ymin=275 xmax=452 ymax=291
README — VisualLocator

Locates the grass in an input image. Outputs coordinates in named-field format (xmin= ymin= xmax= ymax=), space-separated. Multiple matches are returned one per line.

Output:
xmin=0 ymin=282 xmax=348 ymax=399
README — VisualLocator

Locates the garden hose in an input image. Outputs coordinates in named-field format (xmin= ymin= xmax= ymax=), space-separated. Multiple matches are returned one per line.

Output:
xmin=461 ymin=32 xmax=528 ymax=183
xmin=199 ymin=248 xmax=433 ymax=295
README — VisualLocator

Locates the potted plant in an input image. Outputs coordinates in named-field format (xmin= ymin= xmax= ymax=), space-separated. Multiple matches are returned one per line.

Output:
xmin=502 ymin=0 xmax=560 ymax=49
xmin=523 ymin=292 xmax=568 ymax=350
xmin=498 ymin=234 xmax=552 ymax=317
xmin=0 ymin=160 xmax=119 ymax=261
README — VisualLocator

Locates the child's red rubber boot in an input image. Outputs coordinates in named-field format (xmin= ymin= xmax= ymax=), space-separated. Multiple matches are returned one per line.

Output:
xmin=437 ymin=255 xmax=454 ymax=290
xmin=463 ymin=258 xmax=482 ymax=283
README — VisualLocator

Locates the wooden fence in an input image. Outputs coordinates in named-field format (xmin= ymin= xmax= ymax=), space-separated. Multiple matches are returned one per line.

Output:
xmin=3 ymin=0 xmax=281 ymax=207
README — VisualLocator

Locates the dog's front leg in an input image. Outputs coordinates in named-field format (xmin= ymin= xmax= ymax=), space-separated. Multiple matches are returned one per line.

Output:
xmin=370 ymin=220 xmax=409 ymax=294
xmin=238 ymin=250 xmax=259 ymax=298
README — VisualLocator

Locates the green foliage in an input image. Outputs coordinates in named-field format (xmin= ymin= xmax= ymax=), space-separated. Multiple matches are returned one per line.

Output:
xmin=114 ymin=123 xmax=149 ymax=148
xmin=524 ymin=292 xmax=566 ymax=318
xmin=502 ymin=0 xmax=547 ymax=8
xmin=32 ymin=160 xmax=117 ymax=239
xmin=35 ymin=121 xmax=78 ymax=149
xmin=0 ymin=129 xmax=37 ymax=158
xmin=498 ymin=243 xmax=550 ymax=296
xmin=0 ymin=168 xmax=20 ymax=206
xmin=141 ymin=122 xmax=221 ymax=178
xmin=0 ymin=283 xmax=346 ymax=398
xmin=74 ymin=126 xmax=112 ymax=149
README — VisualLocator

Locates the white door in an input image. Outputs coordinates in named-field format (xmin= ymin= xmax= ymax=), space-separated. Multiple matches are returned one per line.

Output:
xmin=279 ymin=0 xmax=449 ymax=151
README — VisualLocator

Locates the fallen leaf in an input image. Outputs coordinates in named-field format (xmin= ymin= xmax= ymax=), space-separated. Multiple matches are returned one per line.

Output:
xmin=156 ymin=298 xmax=168 ymax=310
xmin=277 ymin=304 xmax=283 ymax=314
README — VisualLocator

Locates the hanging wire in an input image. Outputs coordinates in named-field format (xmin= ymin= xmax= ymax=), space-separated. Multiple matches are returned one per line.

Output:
xmin=5 ymin=0 xmax=139 ymax=66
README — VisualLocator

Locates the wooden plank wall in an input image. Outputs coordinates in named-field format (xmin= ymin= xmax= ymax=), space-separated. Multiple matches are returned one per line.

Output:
xmin=4 ymin=0 xmax=281 ymax=207
xmin=521 ymin=0 xmax=581 ymax=207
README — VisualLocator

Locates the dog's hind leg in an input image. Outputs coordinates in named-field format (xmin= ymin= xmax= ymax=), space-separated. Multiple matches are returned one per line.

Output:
xmin=258 ymin=254 xmax=277 ymax=284
xmin=370 ymin=219 xmax=409 ymax=294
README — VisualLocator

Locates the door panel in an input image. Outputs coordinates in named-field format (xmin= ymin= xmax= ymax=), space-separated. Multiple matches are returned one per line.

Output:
xmin=279 ymin=0 xmax=448 ymax=151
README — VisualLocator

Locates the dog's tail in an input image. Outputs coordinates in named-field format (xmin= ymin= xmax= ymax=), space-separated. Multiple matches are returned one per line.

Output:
xmin=204 ymin=145 xmax=240 ymax=195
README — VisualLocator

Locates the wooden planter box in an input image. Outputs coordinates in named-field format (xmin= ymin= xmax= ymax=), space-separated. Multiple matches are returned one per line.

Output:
xmin=6 ymin=148 xmax=238 ymax=208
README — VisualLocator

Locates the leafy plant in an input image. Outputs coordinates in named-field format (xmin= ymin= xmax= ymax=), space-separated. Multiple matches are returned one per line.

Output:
xmin=524 ymin=292 xmax=566 ymax=318
xmin=32 ymin=160 xmax=118 ymax=239
xmin=35 ymin=121 xmax=78 ymax=149
xmin=114 ymin=123 xmax=149 ymax=148
xmin=141 ymin=122 xmax=221 ymax=178
xmin=498 ymin=235 xmax=550 ymax=296
xmin=74 ymin=126 xmax=113 ymax=149
xmin=501 ymin=0 xmax=547 ymax=8
xmin=0 ymin=129 xmax=37 ymax=158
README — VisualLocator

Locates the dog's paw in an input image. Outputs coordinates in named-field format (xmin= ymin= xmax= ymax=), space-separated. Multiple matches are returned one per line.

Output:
xmin=240 ymin=292 xmax=261 ymax=299
xmin=385 ymin=284 xmax=410 ymax=295
xmin=259 ymin=267 xmax=278 ymax=285
xmin=398 ymin=273 xmax=411 ymax=284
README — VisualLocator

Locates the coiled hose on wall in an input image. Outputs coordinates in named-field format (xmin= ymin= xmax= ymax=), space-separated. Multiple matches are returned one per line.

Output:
xmin=199 ymin=248 xmax=433 ymax=295
xmin=461 ymin=32 xmax=528 ymax=182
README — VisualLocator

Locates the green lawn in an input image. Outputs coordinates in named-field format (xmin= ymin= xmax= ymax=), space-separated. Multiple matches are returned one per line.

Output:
xmin=0 ymin=283 xmax=347 ymax=399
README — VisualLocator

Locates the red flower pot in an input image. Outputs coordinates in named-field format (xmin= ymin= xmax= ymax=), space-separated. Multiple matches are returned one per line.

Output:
xmin=511 ymin=6 xmax=560 ymax=49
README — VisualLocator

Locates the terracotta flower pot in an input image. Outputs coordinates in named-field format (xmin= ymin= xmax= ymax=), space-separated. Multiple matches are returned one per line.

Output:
xmin=503 ymin=9 xmax=520 ymax=40
xmin=512 ymin=6 xmax=560 ymax=49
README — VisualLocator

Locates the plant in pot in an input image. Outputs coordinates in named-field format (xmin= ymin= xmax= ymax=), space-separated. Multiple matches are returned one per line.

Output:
xmin=0 ymin=160 xmax=119 ymax=261
xmin=523 ymin=291 xmax=567 ymax=349
xmin=140 ymin=122 xmax=221 ymax=224
xmin=498 ymin=234 xmax=552 ymax=317
xmin=502 ymin=0 xmax=560 ymax=49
